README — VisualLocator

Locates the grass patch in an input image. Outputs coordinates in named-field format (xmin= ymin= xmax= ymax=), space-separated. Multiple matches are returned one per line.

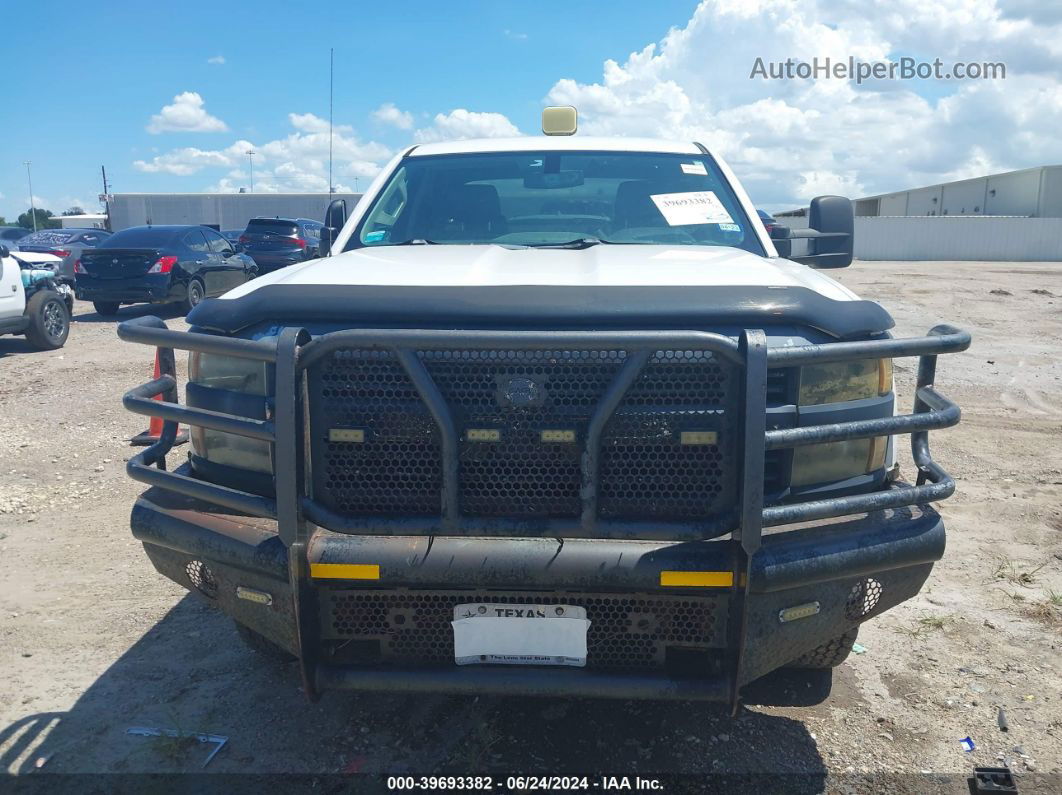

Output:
xmin=894 ymin=613 xmax=954 ymax=639
xmin=1019 ymin=590 xmax=1062 ymax=626
xmin=992 ymin=557 xmax=1046 ymax=588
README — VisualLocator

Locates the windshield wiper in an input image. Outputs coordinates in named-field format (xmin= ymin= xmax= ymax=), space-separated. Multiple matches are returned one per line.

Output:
xmin=525 ymin=237 xmax=610 ymax=249
xmin=387 ymin=238 xmax=439 ymax=245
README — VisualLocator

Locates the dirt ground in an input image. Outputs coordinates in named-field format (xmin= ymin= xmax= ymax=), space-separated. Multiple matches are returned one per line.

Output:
xmin=1 ymin=259 xmax=1060 ymax=792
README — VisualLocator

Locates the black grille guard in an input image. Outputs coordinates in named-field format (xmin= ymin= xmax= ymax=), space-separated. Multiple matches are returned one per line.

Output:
xmin=118 ymin=319 xmax=970 ymax=544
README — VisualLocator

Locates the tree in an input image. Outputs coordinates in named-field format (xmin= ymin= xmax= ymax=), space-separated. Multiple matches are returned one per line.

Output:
xmin=62 ymin=206 xmax=86 ymax=216
xmin=17 ymin=208 xmax=61 ymax=230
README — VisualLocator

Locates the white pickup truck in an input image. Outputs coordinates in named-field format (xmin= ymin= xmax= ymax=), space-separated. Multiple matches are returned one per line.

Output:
xmin=117 ymin=108 xmax=970 ymax=709
xmin=0 ymin=245 xmax=72 ymax=350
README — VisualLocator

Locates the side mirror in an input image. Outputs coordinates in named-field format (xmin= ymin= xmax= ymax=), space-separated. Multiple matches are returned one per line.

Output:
xmin=788 ymin=195 xmax=854 ymax=268
xmin=320 ymin=198 xmax=348 ymax=257
xmin=0 ymin=244 xmax=9 ymax=258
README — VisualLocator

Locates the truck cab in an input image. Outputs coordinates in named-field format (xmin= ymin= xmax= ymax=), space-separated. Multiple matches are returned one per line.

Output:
xmin=117 ymin=110 xmax=969 ymax=708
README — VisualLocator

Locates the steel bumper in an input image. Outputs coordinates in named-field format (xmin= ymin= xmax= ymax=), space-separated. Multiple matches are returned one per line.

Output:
xmin=132 ymin=484 xmax=944 ymax=703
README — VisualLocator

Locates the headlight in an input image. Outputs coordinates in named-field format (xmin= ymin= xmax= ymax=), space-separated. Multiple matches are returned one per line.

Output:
xmin=188 ymin=353 xmax=272 ymax=474
xmin=188 ymin=352 xmax=267 ymax=395
xmin=791 ymin=436 xmax=888 ymax=487
xmin=798 ymin=359 xmax=892 ymax=405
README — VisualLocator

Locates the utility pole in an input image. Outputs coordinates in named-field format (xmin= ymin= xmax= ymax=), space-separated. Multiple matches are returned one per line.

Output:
xmin=246 ymin=150 xmax=256 ymax=193
xmin=24 ymin=161 xmax=36 ymax=231
xmin=329 ymin=47 xmax=334 ymax=194
xmin=101 ymin=165 xmax=111 ymax=231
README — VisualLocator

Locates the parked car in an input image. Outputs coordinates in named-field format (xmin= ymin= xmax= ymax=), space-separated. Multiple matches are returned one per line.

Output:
xmin=221 ymin=229 xmax=245 ymax=253
xmin=756 ymin=209 xmax=780 ymax=235
xmin=757 ymin=210 xmax=792 ymax=257
xmin=14 ymin=228 xmax=111 ymax=283
xmin=0 ymin=226 xmax=31 ymax=248
xmin=75 ymin=225 xmax=258 ymax=316
xmin=239 ymin=217 xmax=323 ymax=273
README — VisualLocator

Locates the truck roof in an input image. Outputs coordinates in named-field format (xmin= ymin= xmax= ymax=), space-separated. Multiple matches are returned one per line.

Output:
xmin=408 ymin=136 xmax=704 ymax=157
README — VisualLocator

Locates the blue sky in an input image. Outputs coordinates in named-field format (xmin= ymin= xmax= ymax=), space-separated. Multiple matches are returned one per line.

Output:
xmin=2 ymin=0 xmax=1058 ymax=219
xmin=0 ymin=0 xmax=698 ymax=219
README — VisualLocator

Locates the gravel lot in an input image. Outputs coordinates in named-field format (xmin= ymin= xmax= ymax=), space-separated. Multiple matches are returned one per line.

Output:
xmin=1 ymin=260 xmax=1060 ymax=791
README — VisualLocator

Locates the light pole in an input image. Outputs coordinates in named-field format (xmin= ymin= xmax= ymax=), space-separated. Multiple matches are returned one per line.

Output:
xmin=246 ymin=149 xmax=256 ymax=193
xmin=24 ymin=161 xmax=36 ymax=231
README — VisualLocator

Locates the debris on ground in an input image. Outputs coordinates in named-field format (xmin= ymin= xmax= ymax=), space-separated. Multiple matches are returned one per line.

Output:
xmin=969 ymin=766 xmax=1017 ymax=795
xmin=126 ymin=726 xmax=228 ymax=767
xmin=960 ymin=736 xmax=976 ymax=752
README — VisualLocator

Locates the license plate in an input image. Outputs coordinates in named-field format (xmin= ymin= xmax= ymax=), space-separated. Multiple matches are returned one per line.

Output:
xmin=452 ymin=603 xmax=589 ymax=667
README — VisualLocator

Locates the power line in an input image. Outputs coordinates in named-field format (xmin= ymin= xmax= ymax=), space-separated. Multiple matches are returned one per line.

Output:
xmin=329 ymin=47 xmax=334 ymax=195
xmin=246 ymin=150 xmax=256 ymax=193
xmin=24 ymin=161 xmax=36 ymax=231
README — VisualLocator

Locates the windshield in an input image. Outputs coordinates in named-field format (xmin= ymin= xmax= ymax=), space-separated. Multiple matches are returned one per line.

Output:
xmin=348 ymin=150 xmax=764 ymax=254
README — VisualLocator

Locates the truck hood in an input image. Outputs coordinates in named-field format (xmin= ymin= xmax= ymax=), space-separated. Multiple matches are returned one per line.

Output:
xmin=222 ymin=244 xmax=859 ymax=302
xmin=189 ymin=244 xmax=892 ymax=339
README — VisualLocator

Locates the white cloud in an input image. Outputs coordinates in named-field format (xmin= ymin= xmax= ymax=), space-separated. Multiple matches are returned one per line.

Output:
xmin=207 ymin=55 xmax=226 ymax=65
xmin=288 ymin=112 xmax=351 ymax=134
xmin=136 ymin=114 xmax=389 ymax=192
xmin=371 ymin=102 xmax=413 ymax=130
xmin=545 ymin=0 xmax=1062 ymax=209
xmin=504 ymin=29 xmax=528 ymax=40
xmin=146 ymin=91 xmax=229 ymax=134
xmin=134 ymin=141 xmax=252 ymax=175
xmin=413 ymin=109 xmax=521 ymax=143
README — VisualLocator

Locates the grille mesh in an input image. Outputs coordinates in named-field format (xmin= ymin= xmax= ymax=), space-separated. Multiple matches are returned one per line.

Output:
xmin=317 ymin=350 xmax=442 ymax=515
xmin=309 ymin=348 xmax=739 ymax=521
xmin=426 ymin=350 xmax=624 ymax=517
xmin=323 ymin=590 xmax=725 ymax=670
xmin=601 ymin=350 xmax=734 ymax=519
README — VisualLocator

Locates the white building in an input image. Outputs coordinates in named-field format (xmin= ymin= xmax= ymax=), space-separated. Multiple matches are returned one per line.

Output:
xmin=58 ymin=213 xmax=108 ymax=229
xmin=778 ymin=164 xmax=1062 ymax=220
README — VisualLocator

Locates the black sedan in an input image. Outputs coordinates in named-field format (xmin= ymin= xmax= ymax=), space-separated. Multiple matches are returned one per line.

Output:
xmin=75 ymin=225 xmax=258 ymax=316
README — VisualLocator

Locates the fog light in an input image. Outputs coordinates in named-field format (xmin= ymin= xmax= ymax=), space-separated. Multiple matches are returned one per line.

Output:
xmin=779 ymin=601 xmax=821 ymax=623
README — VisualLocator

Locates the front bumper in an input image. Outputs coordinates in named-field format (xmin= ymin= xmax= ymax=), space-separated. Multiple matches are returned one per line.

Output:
xmin=132 ymin=482 xmax=943 ymax=702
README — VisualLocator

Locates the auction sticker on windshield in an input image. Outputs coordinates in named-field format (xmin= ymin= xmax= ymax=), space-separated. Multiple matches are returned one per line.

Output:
xmin=452 ymin=604 xmax=590 ymax=667
xmin=650 ymin=190 xmax=734 ymax=226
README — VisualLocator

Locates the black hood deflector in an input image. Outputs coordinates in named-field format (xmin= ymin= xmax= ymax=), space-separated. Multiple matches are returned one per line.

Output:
xmin=187 ymin=285 xmax=894 ymax=340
